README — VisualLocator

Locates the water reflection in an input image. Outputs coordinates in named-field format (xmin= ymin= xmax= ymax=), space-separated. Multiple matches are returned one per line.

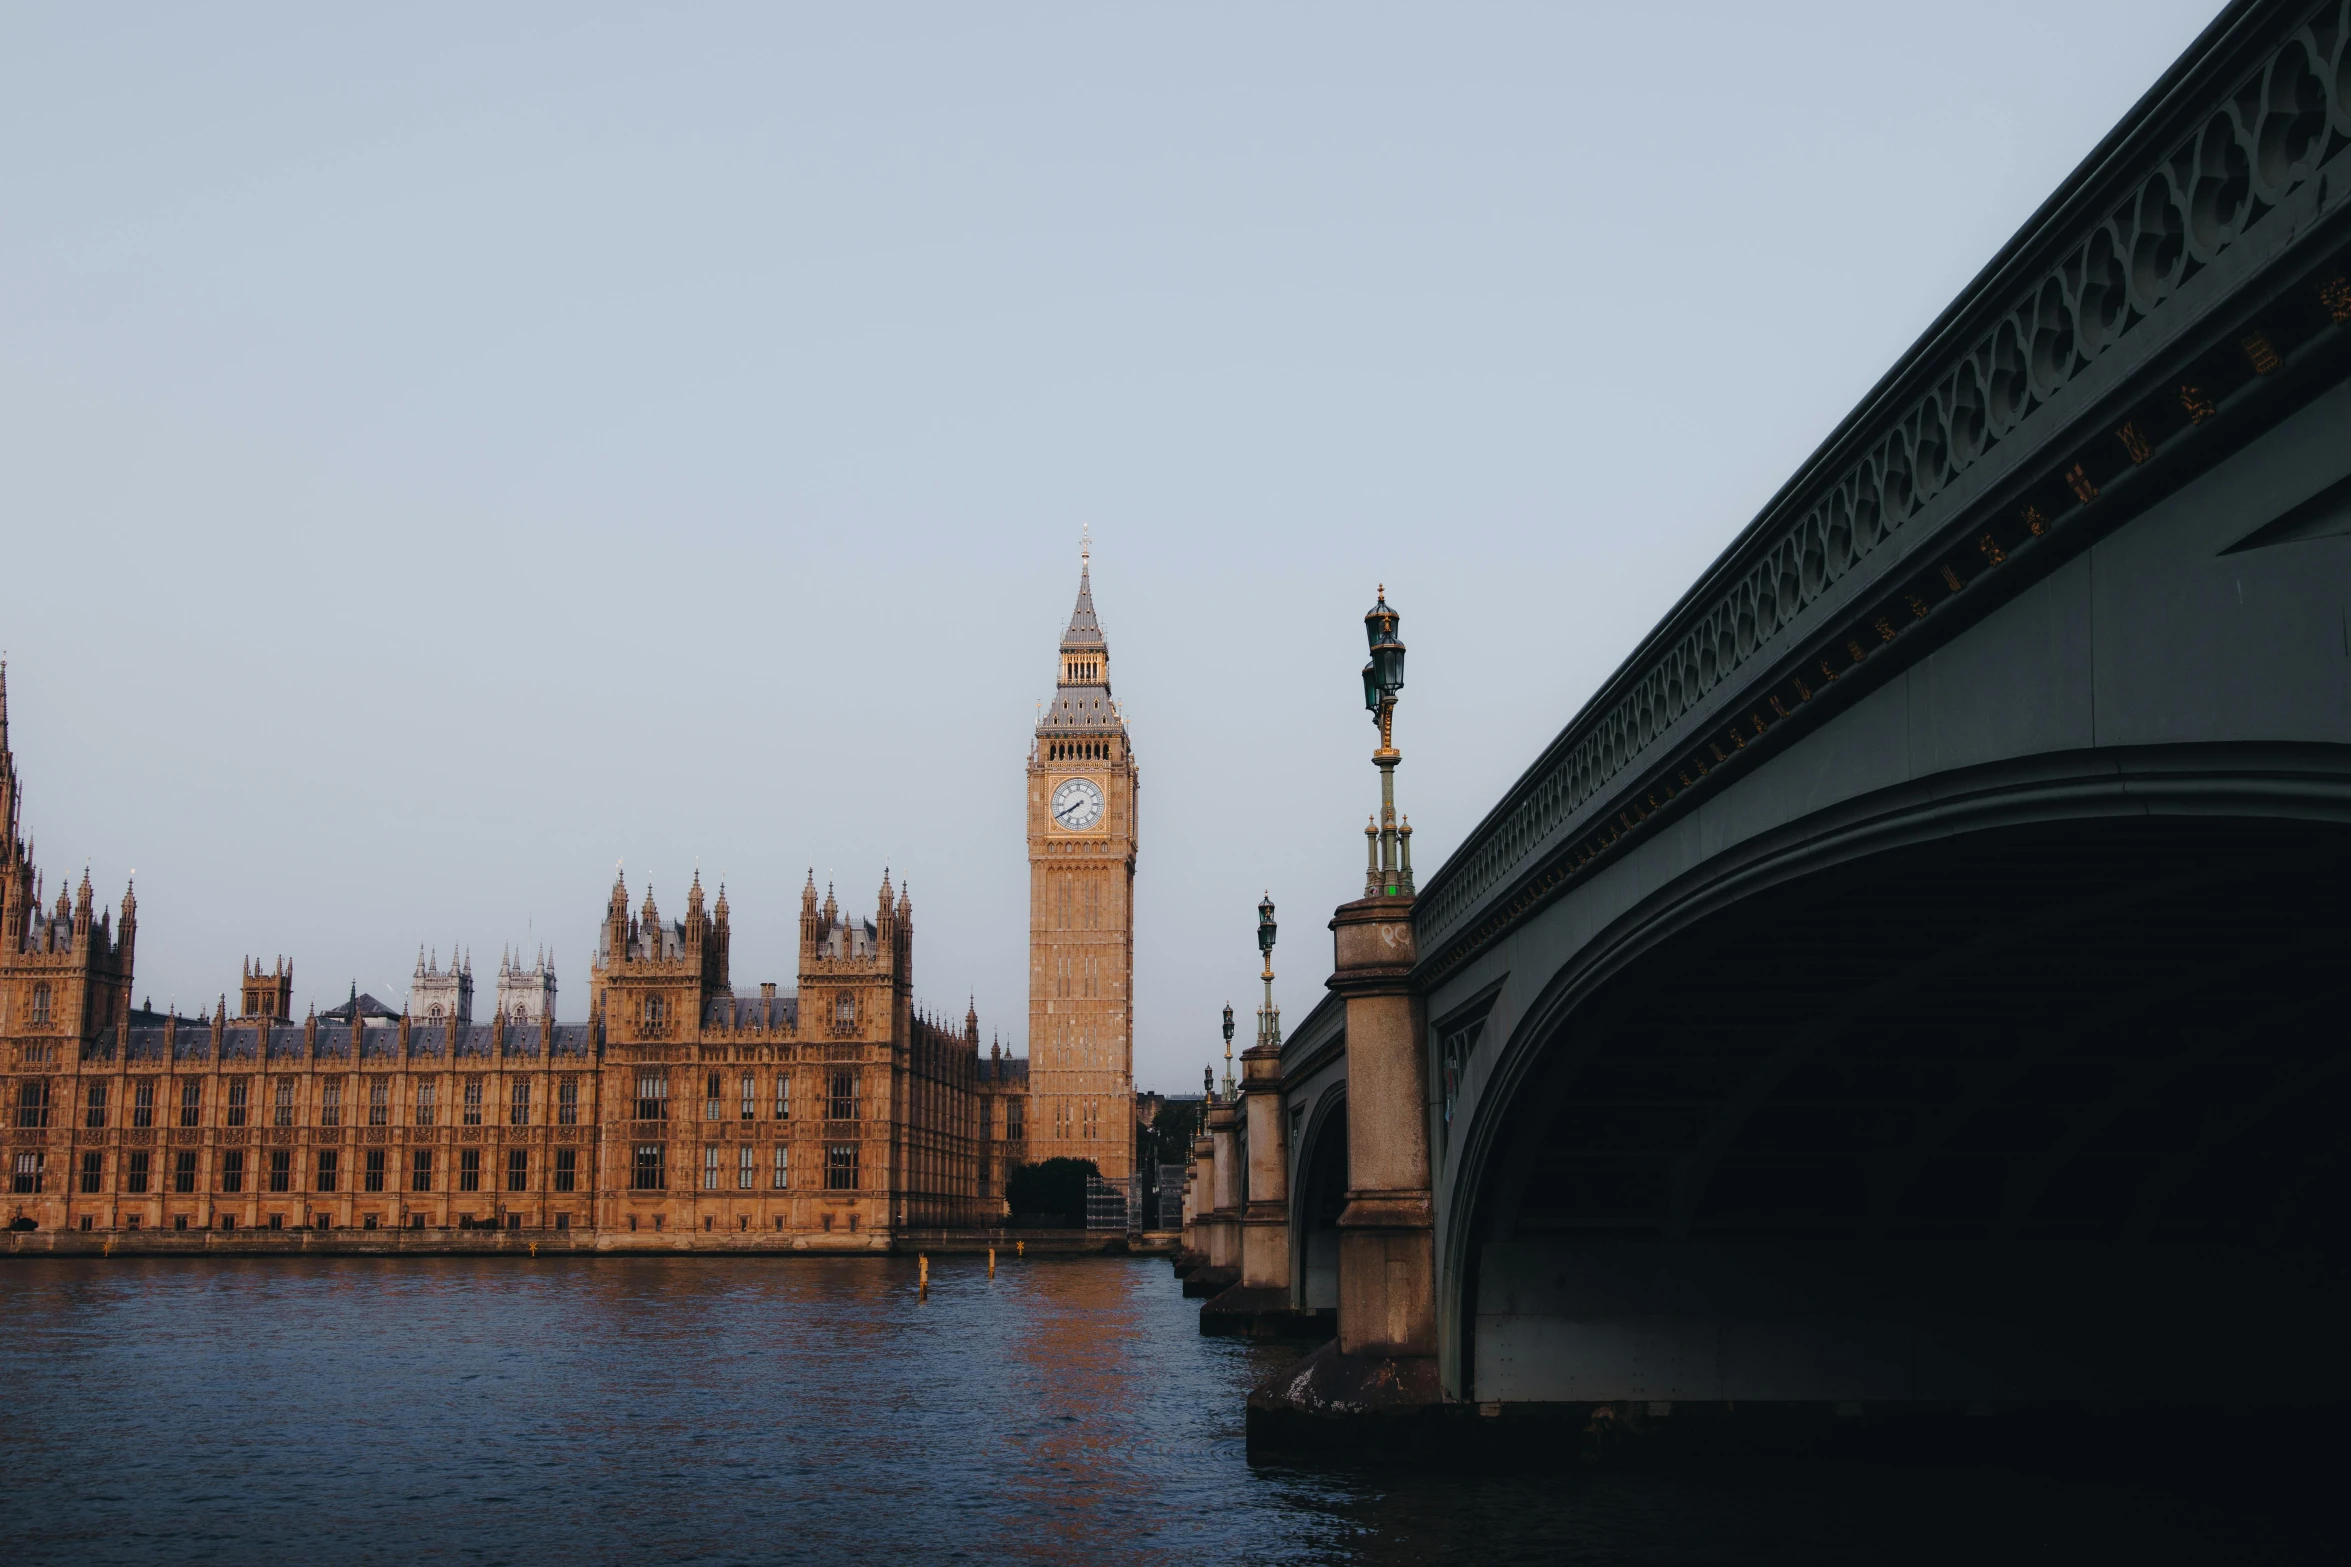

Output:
xmin=0 ymin=1257 xmax=2323 ymax=1565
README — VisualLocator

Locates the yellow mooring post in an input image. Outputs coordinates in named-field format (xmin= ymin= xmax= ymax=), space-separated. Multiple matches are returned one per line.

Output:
xmin=1016 ymin=1239 xmax=1025 ymax=1259
xmin=919 ymin=1253 xmax=929 ymax=1297
xmin=988 ymin=1246 xmax=996 ymax=1278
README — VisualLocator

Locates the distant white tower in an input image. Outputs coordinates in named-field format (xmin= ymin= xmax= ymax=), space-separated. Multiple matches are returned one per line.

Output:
xmin=410 ymin=946 xmax=473 ymax=1025
xmin=495 ymin=946 xmax=557 ymax=1025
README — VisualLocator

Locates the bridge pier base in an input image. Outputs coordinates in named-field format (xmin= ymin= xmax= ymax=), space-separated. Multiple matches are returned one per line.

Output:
xmin=1205 ymin=1028 xmax=1317 ymax=1336
xmin=1187 ymin=1097 xmax=1242 ymax=1297
xmin=1252 ymin=894 xmax=1445 ymax=1443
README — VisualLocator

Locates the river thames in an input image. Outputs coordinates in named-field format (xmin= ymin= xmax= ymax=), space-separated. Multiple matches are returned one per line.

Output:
xmin=0 ymin=1255 xmax=2325 ymax=1565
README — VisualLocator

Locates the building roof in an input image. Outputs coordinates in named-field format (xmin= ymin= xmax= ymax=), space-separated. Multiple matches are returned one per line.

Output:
xmin=320 ymin=985 xmax=400 ymax=1023
xmin=703 ymin=993 xmax=799 ymax=1031
xmin=1061 ymin=556 xmax=1104 ymax=649
xmin=977 ymin=1055 xmax=1030 ymax=1087
xmin=1039 ymin=684 xmax=1121 ymax=733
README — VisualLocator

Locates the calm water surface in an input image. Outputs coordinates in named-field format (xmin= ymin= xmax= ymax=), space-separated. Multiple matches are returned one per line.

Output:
xmin=0 ymin=1257 xmax=2324 ymax=1564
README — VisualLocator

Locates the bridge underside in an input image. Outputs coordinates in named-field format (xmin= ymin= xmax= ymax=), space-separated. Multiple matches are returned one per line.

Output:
xmin=1470 ymin=803 xmax=2351 ymax=1406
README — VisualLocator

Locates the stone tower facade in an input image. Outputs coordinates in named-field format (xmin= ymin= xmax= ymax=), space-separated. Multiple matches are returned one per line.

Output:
xmin=409 ymin=948 xmax=472 ymax=1026
xmin=1027 ymin=539 xmax=1139 ymax=1183
xmin=0 ymin=663 xmax=139 ymax=1207
xmin=240 ymin=957 xmax=293 ymax=1020
xmin=494 ymin=948 xmax=556 ymax=1025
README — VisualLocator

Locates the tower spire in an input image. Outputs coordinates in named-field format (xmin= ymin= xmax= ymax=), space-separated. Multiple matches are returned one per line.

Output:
xmin=1062 ymin=538 xmax=1103 ymax=652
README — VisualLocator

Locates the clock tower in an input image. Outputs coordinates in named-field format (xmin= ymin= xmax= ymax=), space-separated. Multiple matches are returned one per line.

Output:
xmin=1028 ymin=534 xmax=1139 ymax=1183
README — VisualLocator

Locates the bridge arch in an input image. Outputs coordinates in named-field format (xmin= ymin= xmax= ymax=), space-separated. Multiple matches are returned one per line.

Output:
xmin=1444 ymin=744 xmax=2351 ymax=1404
xmin=1290 ymin=1085 xmax=1347 ymax=1313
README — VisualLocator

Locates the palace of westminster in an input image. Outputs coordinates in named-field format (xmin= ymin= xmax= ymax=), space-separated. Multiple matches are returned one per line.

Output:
xmin=0 ymin=550 xmax=1142 ymax=1246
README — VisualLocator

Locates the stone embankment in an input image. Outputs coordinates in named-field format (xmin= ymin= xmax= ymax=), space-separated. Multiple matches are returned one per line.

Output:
xmin=3 ymin=1227 xmax=1184 ymax=1259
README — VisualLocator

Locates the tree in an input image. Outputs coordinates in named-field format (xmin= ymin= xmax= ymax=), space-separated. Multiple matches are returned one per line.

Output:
xmin=1006 ymin=1157 xmax=1100 ymax=1225
xmin=1139 ymin=1099 xmax=1199 ymax=1172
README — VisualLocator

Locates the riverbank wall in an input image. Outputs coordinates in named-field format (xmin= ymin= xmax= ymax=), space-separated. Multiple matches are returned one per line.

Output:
xmin=0 ymin=1227 xmax=1182 ymax=1259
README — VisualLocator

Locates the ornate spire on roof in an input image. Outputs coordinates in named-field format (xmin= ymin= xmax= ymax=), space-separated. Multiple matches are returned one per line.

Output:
xmin=1061 ymin=529 xmax=1104 ymax=651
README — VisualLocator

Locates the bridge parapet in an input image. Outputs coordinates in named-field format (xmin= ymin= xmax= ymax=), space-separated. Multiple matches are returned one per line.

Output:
xmin=1413 ymin=0 xmax=2351 ymax=981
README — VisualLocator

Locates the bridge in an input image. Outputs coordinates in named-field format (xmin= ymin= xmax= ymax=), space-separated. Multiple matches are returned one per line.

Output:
xmin=1178 ymin=0 xmax=2351 ymax=1448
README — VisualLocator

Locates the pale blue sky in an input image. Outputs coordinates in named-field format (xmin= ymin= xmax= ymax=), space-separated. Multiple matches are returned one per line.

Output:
xmin=1 ymin=2 xmax=2222 ymax=1088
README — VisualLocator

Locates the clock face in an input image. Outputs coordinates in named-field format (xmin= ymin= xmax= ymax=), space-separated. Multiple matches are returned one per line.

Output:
xmin=1051 ymin=777 xmax=1106 ymax=831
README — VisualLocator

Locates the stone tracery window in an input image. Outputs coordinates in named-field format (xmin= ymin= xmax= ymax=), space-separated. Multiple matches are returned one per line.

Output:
xmin=634 ymin=1072 xmax=667 ymax=1122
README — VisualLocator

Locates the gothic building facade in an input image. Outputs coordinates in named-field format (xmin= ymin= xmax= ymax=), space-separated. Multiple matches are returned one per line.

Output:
xmin=0 ymin=661 xmax=1030 ymax=1245
xmin=0 ymin=542 xmax=1140 ymax=1244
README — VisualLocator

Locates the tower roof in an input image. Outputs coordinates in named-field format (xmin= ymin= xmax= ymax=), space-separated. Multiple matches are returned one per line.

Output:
xmin=1060 ymin=534 xmax=1104 ymax=651
xmin=1039 ymin=533 xmax=1123 ymax=735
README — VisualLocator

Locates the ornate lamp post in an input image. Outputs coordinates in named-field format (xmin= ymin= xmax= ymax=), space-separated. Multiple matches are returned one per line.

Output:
xmin=1361 ymin=587 xmax=1413 ymax=897
xmin=1220 ymin=1003 xmax=1236 ymax=1097
xmin=1255 ymin=893 xmax=1282 ymax=1052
